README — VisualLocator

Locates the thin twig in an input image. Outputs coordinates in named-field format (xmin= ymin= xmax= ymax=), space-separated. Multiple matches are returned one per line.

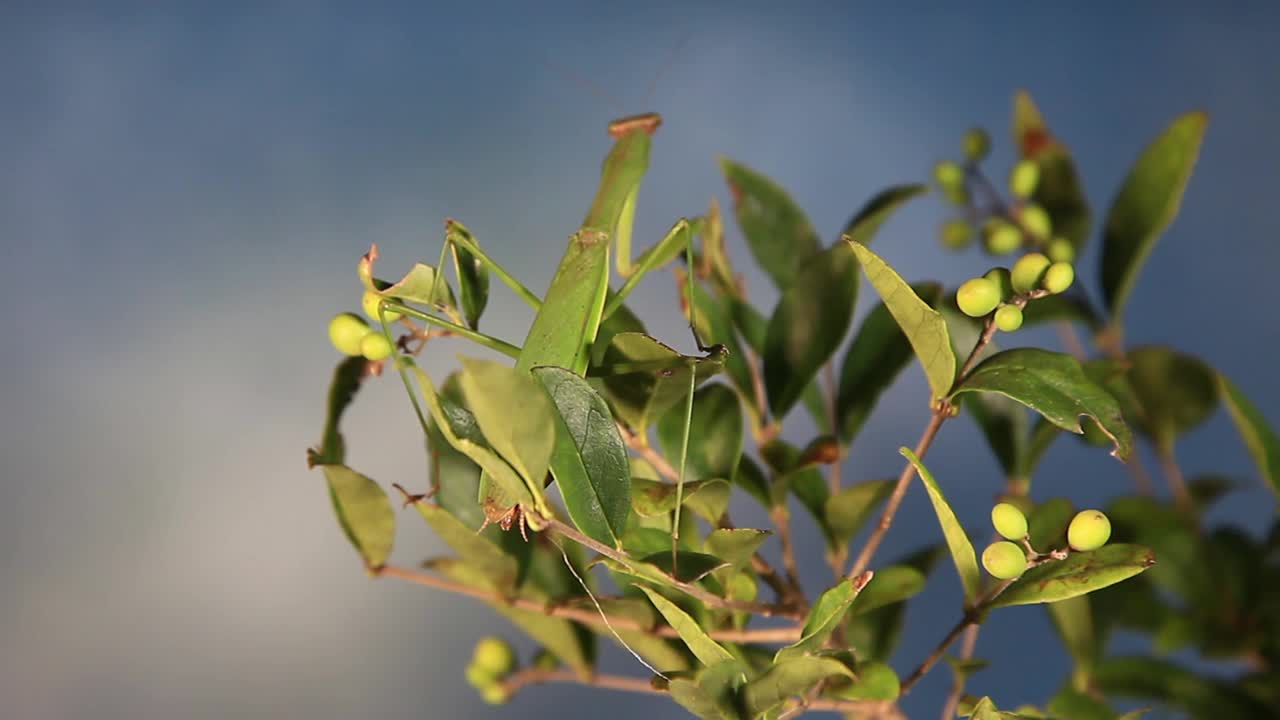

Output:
xmin=900 ymin=579 xmax=1014 ymax=693
xmin=1056 ymin=320 xmax=1088 ymax=361
xmin=1157 ymin=443 xmax=1195 ymax=519
xmin=770 ymin=505 xmax=804 ymax=596
xmin=377 ymin=564 xmax=803 ymax=643
xmin=939 ymin=623 xmax=981 ymax=720
xmin=502 ymin=667 xmax=665 ymax=697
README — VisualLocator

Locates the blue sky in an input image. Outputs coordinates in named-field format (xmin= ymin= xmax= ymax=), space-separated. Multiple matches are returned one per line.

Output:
xmin=3 ymin=3 xmax=1279 ymax=718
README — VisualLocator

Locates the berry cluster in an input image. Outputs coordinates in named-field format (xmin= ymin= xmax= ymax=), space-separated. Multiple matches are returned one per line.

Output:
xmin=980 ymin=502 xmax=1114 ymax=580
xmin=932 ymin=128 xmax=1078 ymax=334
xmin=465 ymin=636 xmax=518 ymax=705
xmin=326 ymin=290 xmax=399 ymax=361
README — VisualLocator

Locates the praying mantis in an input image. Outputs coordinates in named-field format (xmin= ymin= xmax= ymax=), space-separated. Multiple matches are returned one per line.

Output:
xmin=362 ymin=111 xmax=726 ymax=566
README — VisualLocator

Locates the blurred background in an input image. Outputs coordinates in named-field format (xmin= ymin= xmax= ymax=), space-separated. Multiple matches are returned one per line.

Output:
xmin=3 ymin=2 xmax=1279 ymax=718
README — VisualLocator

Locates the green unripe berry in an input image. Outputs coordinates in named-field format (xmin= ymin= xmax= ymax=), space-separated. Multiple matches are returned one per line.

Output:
xmin=1009 ymin=159 xmax=1041 ymax=198
xmin=994 ymin=304 xmax=1024 ymax=332
xmin=1019 ymin=203 xmax=1053 ymax=239
xmin=479 ymin=684 xmax=509 ymax=705
xmin=933 ymin=160 xmax=964 ymax=190
xmin=1042 ymin=262 xmax=1075 ymax=294
xmin=956 ymin=277 xmax=1001 ymax=318
xmin=1047 ymin=237 xmax=1075 ymax=263
xmin=983 ymin=267 xmax=1014 ymax=302
xmin=963 ymin=127 xmax=991 ymax=162
xmin=465 ymin=662 xmax=497 ymax=690
xmin=472 ymin=636 xmax=517 ymax=677
xmin=362 ymin=290 xmax=402 ymax=323
xmin=940 ymin=218 xmax=973 ymax=250
xmin=359 ymin=332 xmax=394 ymax=361
xmin=1011 ymin=252 xmax=1052 ymax=294
xmin=983 ymin=218 xmax=1023 ymax=255
xmin=982 ymin=541 xmax=1028 ymax=579
xmin=991 ymin=502 xmax=1029 ymax=540
xmin=328 ymin=312 xmax=372 ymax=356
xmin=1067 ymin=509 xmax=1111 ymax=552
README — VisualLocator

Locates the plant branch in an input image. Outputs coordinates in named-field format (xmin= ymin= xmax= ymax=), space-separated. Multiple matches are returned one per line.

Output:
xmin=1157 ymin=442 xmax=1195 ymax=519
xmin=900 ymin=578 xmax=1014 ymax=693
xmin=501 ymin=666 xmax=665 ymax=698
xmin=377 ymin=564 xmax=803 ymax=643
xmin=939 ymin=622 xmax=981 ymax=720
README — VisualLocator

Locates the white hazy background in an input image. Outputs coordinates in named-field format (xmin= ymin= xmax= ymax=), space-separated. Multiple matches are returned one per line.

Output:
xmin=3 ymin=3 xmax=1279 ymax=718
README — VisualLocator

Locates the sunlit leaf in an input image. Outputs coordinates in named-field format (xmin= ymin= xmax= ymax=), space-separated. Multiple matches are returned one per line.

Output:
xmin=901 ymin=448 xmax=981 ymax=604
xmin=631 ymin=478 xmax=731 ymax=524
xmin=705 ymin=529 xmax=771 ymax=571
xmin=357 ymin=244 xmax=457 ymax=309
xmin=742 ymin=656 xmax=854 ymax=716
xmin=458 ymin=356 xmax=556 ymax=499
xmin=636 ymin=586 xmax=735 ymax=667
xmin=848 ymin=565 xmax=926 ymax=616
xmin=638 ymin=551 xmax=729 ymax=584
xmin=323 ymin=464 xmax=395 ymax=570
xmin=1101 ymin=111 xmax=1208 ymax=322
xmin=409 ymin=498 xmax=517 ymax=594
xmin=829 ymin=660 xmax=900 ymax=701
xmin=593 ymin=332 xmax=725 ymax=430
xmin=992 ymin=544 xmax=1157 ymax=607
xmin=776 ymin=576 xmax=866 ymax=661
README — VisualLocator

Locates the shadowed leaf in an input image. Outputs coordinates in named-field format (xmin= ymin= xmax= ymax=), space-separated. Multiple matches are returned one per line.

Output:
xmin=1217 ymin=372 xmax=1280 ymax=497
xmin=743 ymin=656 xmax=854 ymax=716
xmin=323 ymin=465 xmax=395 ymax=570
xmin=719 ymin=156 xmax=821 ymax=290
xmin=307 ymin=356 xmax=368 ymax=467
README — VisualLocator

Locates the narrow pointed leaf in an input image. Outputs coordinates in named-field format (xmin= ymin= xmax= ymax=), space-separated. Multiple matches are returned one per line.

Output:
xmin=848 ymin=241 xmax=955 ymax=401
xmin=743 ymin=656 xmax=854 ymax=717
xmin=445 ymin=220 xmax=489 ymax=329
xmin=1013 ymin=89 xmax=1092 ymax=251
xmin=670 ymin=660 xmax=750 ymax=720
xmin=409 ymin=499 xmax=518 ymax=594
xmin=705 ymin=528 xmax=771 ymax=571
xmin=307 ymin=356 xmax=369 ymax=467
xmin=837 ymin=283 xmax=943 ymax=444
xmin=719 ymin=156 xmax=821 ymax=290
xmin=901 ymin=448 xmax=981 ymax=603
xmin=1124 ymin=345 xmax=1218 ymax=449
xmin=631 ymin=478 xmax=731 ymax=523
xmin=458 ymin=356 xmax=555 ymax=502
xmin=533 ymin=366 xmax=631 ymax=547
xmin=593 ymin=332 xmax=725 ymax=430
xmin=322 ymin=464 xmax=395 ymax=570
xmin=764 ymin=241 xmax=857 ymax=417
xmin=1217 ymin=372 xmax=1280 ymax=496
xmin=357 ymin=244 xmax=457 ymax=309
xmin=657 ymin=383 xmax=744 ymax=484
xmin=1101 ymin=111 xmax=1207 ymax=320
xmin=638 ymin=551 xmax=729 ymax=584
xmin=848 ymin=565 xmax=927 ymax=615
xmin=1046 ymin=594 xmax=1097 ymax=688
xmin=840 ymin=184 xmax=927 ymax=244
xmin=829 ymin=661 xmax=900 ymax=701
xmin=950 ymin=348 xmax=1133 ymax=461
xmin=1046 ymin=688 xmax=1116 ymax=720
xmin=992 ymin=544 xmax=1157 ymax=607
xmin=776 ymin=575 xmax=866 ymax=661
xmin=824 ymin=478 xmax=894 ymax=545
xmin=636 ymin=585 xmax=735 ymax=667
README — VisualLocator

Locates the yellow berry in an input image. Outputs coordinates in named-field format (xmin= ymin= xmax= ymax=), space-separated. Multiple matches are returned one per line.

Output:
xmin=328 ymin=312 xmax=372 ymax=356
xmin=956 ymin=277 xmax=1001 ymax=318
xmin=1067 ymin=509 xmax=1111 ymax=552
xmin=963 ymin=128 xmax=991 ymax=162
xmin=479 ymin=684 xmax=509 ymax=705
xmin=991 ymin=502 xmax=1029 ymax=540
xmin=1011 ymin=252 xmax=1052 ymax=293
xmin=362 ymin=290 xmax=402 ymax=323
xmin=982 ymin=541 xmax=1028 ymax=579
xmin=465 ymin=663 xmax=496 ymax=690
xmin=1019 ymin=204 xmax=1053 ymax=239
xmin=983 ymin=218 xmax=1023 ymax=255
xmin=472 ymin=636 xmax=517 ymax=677
xmin=360 ymin=332 xmax=394 ymax=361
xmin=934 ymin=160 xmax=964 ymax=189
xmin=1042 ymin=262 xmax=1075 ymax=294
xmin=1047 ymin=237 xmax=1075 ymax=263
xmin=994 ymin=305 xmax=1023 ymax=332
xmin=984 ymin=267 xmax=1014 ymax=302
xmin=1009 ymin=160 xmax=1041 ymax=198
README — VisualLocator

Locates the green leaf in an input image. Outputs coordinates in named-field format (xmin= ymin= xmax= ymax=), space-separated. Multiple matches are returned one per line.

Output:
xmin=776 ymin=576 xmax=864 ymax=661
xmin=638 ymin=551 xmax=729 ymax=584
xmin=323 ymin=465 xmax=395 ymax=570
xmin=1046 ymin=688 xmax=1117 ymax=720
xmin=1101 ymin=111 xmax=1208 ymax=321
xmin=831 ymin=660 xmax=899 ymax=701
xmin=837 ymin=283 xmax=943 ymax=444
xmin=658 ymin=383 xmax=744 ymax=484
xmin=307 ymin=356 xmax=369 ymax=468
xmin=445 ymin=220 xmax=489 ymax=329
xmin=357 ymin=245 xmax=457 ymax=309
xmin=1095 ymin=656 xmax=1270 ymax=719
xmin=840 ymin=184 xmax=927 ymax=245
xmin=846 ymin=544 xmax=945 ymax=662
xmin=409 ymin=499 xmax=518 ymax=594
xmin=669 ymin=660 xmax=750 ymax=720
xmin=1019 ymin=418 xmax=1064 ymax=480
xmin=734 ymin=456 xmax=771 ymax=508
xmin=631 ymin=478 xmax=731 ymax=524
xmin=719 ymin=156 xmax=821 ymax=290
xmin=593 ymin=332 xmax=725 ymax=430
xmin=965 ymin=390 xmax=1029 ymax=479
xmin=848 ymin=241 xmax=956 ymax=401
xmin=636 ymin=586 xmax=735 ymax=667
xmin=1012 ymin=89 xmax=1093 ymax=251
xmin=1124 ymin=345 xmax=1218 ymax=450
xmin=458 ymin=356 xmax=556 ymax=499
xmin=970 ymin=696 xmax=1047 ymax=720
xmin=593 ymin=290 xmax=646 ymax=367
xmin=705 ymin=528 xmax=771 ymax=571
xmin=763 ymin=242 xmax=857 ymax=418
xmin=1028 ymin=497 xmax=1075 ymax=553
xmin=683 ymin=278 xmax=759 ymax=424
xmin=410 ymin=363 xmax=533 ymax=509
xmin=848 ymin=565 xmax=927 ymax=616
xmin=532 ymin=366 xmax=631 ymax=547
xmin=901 ymin=448 xmax=981 ymax=604
xmin=950 ymin=348 xmax=1133 ymax=461
xmin=992 ymin=544 xmax=1157 ymax=607
xmin=1218 ymin=372 xmax=1280 ymax=496
xmin=1046 ymin=594 xmax=1096 ymax=689
xmin=742 ymin=656 xmax=854 ymax=717
xmin=824 ymin=478 xmax=894 ymax=546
